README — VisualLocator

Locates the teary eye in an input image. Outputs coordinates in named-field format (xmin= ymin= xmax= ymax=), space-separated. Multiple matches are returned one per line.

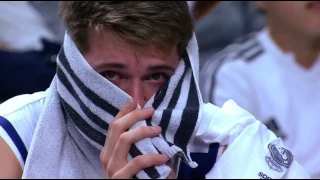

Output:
xmin=151 ymin=73 xmax=161 ymax=80
xmin=105 ymin=71 xmax=116 ymax=78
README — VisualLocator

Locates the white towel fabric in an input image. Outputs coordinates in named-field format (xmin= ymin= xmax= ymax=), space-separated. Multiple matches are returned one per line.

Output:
xmin=19 ymin=30 xmax=309 ymax=179
xmin=22 ymin=31 xmax=203 ymax=179
xmin=196 ymin=101 xmax=310 ymax=179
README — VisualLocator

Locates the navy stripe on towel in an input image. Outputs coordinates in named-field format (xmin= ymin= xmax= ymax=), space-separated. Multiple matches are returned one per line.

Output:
xmin=58 ymin=47 xmax=119 ymax=117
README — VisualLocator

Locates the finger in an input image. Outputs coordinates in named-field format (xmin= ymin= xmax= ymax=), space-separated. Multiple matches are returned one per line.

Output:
xmin=114 ymin=98 xmax=138 ymax=120
xmin=109 ymin=126 xmax=162 ymax=167
xmin=101 ymin=98 xmax=137 ymax=160
xmin=112 ymin=153 xmax=169 ymax=179
xmin=102 ymin=107 xmax=155 ymax=167
xmin=106 ymin=107 xmax=155 ymax=155
xmin=112 ymin=107 xmax=155 ymax=132
xmin=104 ymin=107 xmax=155 ymax=160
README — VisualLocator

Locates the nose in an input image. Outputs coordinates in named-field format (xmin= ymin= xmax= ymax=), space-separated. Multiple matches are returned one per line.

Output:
xmin=128 ymin=79 xmax=147 ymax=108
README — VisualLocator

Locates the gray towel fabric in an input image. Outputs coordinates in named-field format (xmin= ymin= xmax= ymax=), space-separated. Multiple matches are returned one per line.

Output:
xmin=22 ymin=32 xmax=204 ymax=179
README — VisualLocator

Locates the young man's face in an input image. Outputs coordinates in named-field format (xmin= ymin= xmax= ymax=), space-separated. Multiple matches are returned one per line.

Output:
xmin=83 ymin=30 xmax=180 ymax=107
xmin=256 ymin=1 xmax=320 ymax=38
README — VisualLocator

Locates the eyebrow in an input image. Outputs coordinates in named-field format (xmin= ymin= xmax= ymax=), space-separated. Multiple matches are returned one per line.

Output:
xmin=148 ymin=65 xmax=175 ymax=74
xmin=95 ymin=62 xmax=128 ymax=72
xmin=99 ymin=62 xmax=128 ymax=69
xmin=97 ymin=62 xmax=176 ymax=73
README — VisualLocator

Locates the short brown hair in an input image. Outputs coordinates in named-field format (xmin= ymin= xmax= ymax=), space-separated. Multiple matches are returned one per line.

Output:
xmin=59 ymin=1 xmax=194 ymax=56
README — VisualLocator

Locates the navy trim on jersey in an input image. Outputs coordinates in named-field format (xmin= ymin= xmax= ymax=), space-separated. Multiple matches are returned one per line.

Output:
xmin=177 ymin=143 xmax=220 ymax=179
xmin=0 ymin=116 xmax=28 ymax=163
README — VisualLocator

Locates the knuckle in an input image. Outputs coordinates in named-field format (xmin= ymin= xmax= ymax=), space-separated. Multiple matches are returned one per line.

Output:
xmin=132 ymin=155 xmax=149 ymax=167
xmin=132 ymin=109 xmax=143 ymax=119
xmin=112 ymin=172 xmax=120 ymax=179
xmin=110 ymin=120 xmax=122 ymax=131
xmin=100 ymin=156 xmax=109 ymax=167
xmin=118 ymin=133 xmax=130 ymax=144
xmin=140 ymin=126 xmax=152 ymax=136
xmin=112 ymin=170 xmax=127 ymax=179
xmin=99 ymin=151 xmax=104 ymax=161
xmin=110 ymin=120 xmax=117 ymax=128
xmin=106 ymin=164 xmax=115 ymax=177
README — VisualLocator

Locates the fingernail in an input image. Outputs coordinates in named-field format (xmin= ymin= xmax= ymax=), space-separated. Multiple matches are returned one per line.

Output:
xmin=161 ymin=154 xmax=169 ymax=161
xmin=143 ymin=107 xmax=154 ymax=113
xmin=151 ymin=126 xmax=161 ymax=131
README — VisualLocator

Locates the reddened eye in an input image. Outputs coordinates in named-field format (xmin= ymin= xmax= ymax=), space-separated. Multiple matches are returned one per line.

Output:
xmin=147 ymin=73 xmax=170 ymax=83
xmin=100 ymin=71 xmax=121 ymax=81
xmin=105 ymin=71 xmax=116 ymax=78
xmin=151 ymin=73 xmax=161 ymax=80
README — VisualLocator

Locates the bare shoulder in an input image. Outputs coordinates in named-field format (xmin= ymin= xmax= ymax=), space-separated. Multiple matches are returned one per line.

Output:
xmin=0 ymin=137 xmax=22 ymax=178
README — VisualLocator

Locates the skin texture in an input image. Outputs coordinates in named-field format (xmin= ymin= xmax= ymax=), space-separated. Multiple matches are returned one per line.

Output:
xmin=84 ymin=29 xmax=180 ymax=178
xmin=0 ymin=28 xmax=180 ymax=178
xmin=84 ymin=29 xmax=180 ymax=108
xmin=0 ymin=137 xmax=22 ymax=178
xmin=100 ymin=99 xmax=176 ymax=178
xmin=255 ymin=1 xmax=320 ymax=68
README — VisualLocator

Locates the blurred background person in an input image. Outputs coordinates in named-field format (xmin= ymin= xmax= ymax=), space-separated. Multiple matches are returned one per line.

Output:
xmin=200 ymin=1 xmax=320 ymax=178
xmin=188 ymin=1 xmax=265 ymax=70
xmin=0 ymin=1 xmax=64 ymax=102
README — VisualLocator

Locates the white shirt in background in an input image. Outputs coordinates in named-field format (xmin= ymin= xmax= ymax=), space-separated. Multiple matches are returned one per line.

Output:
xmin=0 ymin=1 xmax=56 ymax=51
xmin=0 ymin=89 xmax=309 ymax=178
xmin=201 ymin=27 xmax=320 ymax=178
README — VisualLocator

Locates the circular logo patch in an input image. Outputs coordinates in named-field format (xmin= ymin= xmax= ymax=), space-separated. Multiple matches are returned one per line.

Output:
xmin=268 ymin=144 xmax=293 ymax=168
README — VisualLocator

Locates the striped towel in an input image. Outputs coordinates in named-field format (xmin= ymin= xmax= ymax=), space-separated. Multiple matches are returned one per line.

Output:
xmin=22 ymin=31 xmax=204 ymax=179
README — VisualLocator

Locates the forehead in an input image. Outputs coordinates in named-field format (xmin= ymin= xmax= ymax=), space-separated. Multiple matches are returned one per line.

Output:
xmin=83 ymin=29 xmax=180 ymax=69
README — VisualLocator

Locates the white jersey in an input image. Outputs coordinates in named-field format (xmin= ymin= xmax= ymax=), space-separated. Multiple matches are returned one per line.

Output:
xmin=200 ymin=28 xmax=320 ymax=178
xmin=0 ymin=91 xmax=47 ymax=167
xmin=0 ymin=1 xmax=56 ymax=51
xmin=0 ymin=90 xmax=225 ymax=177
xmin=0 ymin=90 xmax=309 ymax=178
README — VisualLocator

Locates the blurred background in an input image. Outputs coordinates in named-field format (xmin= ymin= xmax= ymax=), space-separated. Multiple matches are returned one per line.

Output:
xmin=0 ymin=1 xmax=265 ymax=103
xmin=1 ymin=1 xmax=320 ymax=179
xmin=0 ymin=1 xmax=64 ymax=102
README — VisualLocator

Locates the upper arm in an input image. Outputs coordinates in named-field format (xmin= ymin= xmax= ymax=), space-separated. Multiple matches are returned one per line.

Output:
xmin=0 ymin=137 xmax=22 ymax=178
xmin=0 ymin=92 xmax=46 ymax=178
